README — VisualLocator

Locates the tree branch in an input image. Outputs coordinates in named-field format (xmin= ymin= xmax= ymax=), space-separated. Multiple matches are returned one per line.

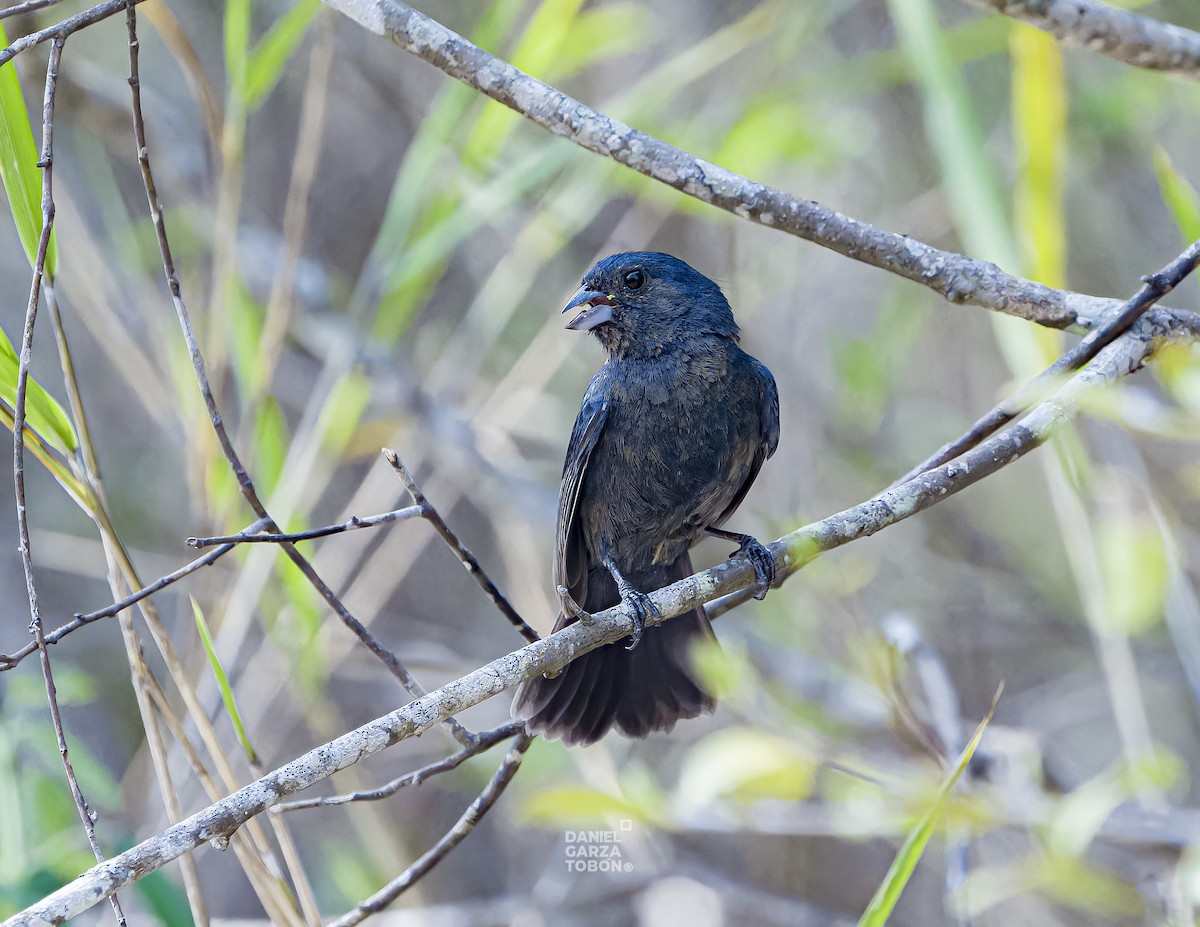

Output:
xmin=5 ymin=309 xmax=1184 ymax=926
xmin=965 ymin=0 xmax=1200 ymax=81
xmin=317 ymin=0 xmax=1200 ymax=336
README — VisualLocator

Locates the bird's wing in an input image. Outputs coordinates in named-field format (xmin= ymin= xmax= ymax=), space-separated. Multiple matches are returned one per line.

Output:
xmin=713 ymin=356 xmax=779 ymax=528
xmin=553 ymin=382 xmax=610 ymax=614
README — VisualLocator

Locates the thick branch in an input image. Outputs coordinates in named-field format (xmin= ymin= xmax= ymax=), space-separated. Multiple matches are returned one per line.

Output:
xmin=317 ymin=0 xmax=1199 ymax=333
xmin=5 ymin=316 xmax=1179 ymax=927
xmin=966 ymin=0 xmax=1200 ymax=80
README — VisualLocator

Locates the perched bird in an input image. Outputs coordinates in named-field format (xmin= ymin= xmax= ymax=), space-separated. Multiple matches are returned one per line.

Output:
xmin=511 ymin=252 xmax=780 ymax=745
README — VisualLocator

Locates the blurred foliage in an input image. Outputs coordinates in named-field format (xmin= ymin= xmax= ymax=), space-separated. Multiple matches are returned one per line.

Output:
xmin=2 ymin=0 xmax=1200 ymax=924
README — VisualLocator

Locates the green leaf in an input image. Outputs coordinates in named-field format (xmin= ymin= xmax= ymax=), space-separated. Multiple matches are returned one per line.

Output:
xmin=463 ymin=0 xmax=587 ymax=164
xmin=254 ymin=397 xmax=287 ymax=496
xmin=1095 ymin=512 xmax=1170 ymax=635
xmin=0 ymin=21 xmax=55 ymax=277
xmin=192 ymin=597 xmax=259 ymax=765
xmin=224 ymin=0 xmax=251 ymax=104
xmin=676 ymin=728 xmax=816 ymax=811
xmin=316 ymin=370 xmax=370 ymax=457
xmin=243 ymin=0 xmax=321 ymax=111
xmin=0 ymin=324 xmax=77 ymax=453
xmin=1152 ymin=146 xmax=1200 ymax=242
xmin=857 ymin=690 xmax=999 ymax=927
xmin=520 ymin=785 xmax=652 ymax=828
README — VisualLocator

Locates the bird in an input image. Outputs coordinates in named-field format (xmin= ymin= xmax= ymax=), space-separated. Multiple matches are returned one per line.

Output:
xmin=511 ymin=251 xmax=780 ymax=746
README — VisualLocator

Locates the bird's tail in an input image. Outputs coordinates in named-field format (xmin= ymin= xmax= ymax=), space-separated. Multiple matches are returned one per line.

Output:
xmin=511 ymin=552 xmax=716 ymax=745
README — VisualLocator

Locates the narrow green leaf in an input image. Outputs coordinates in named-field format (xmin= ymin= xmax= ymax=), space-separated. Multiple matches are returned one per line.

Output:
xmin=677 ymin=728 xmax=816 ymax=810
xmin=243 ymin=0 xmax=321 ymax=111
xmin=463 ymin=0 xmax=587 ymax=164
xmin=192 ymin=597 xmax=259 ymax=766
xmin=857 ymin=689 xmax=1001 ymax=927
xmin=254 ymin=397 xmax=288 ymax=495
xmin=1152 ymin=146 xmax=1200 ymax=242
xmin=0 ymin=21 xmax=55 ymax=276
xmin=224 ymin=0 xmax=252 ymax=104
xmin=0 ymin=324 xmax=77 ymax=453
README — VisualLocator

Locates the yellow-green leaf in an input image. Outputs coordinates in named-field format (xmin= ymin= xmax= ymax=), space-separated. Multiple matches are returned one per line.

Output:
xmin=1096 ymin=512 xmax=1170 ymax=635
xmin=0 ymin=324 xmax=77 ymax=453
xmin=244 ymin=0 xmax=321 ymax=111
xmin=0 ymin=21 xmax=56 ymax=276
xmin=857 ymin=690 xmax=999 ymax=927
xmin=677 ymin=728 xmax=816 ymax=811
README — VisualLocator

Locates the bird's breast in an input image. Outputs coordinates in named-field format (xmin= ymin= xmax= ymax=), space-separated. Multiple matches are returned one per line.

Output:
xmin=579 ymin=350 xmax=760 ymax=567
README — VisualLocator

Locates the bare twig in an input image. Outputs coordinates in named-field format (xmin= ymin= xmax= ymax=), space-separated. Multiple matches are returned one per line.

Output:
xmin=7 ymin=315 xmax=1181 ymax=926
xmin=0 ymin=0 xmax=67 ymax=21
xmin=894 ymin=237 xmax=1200 ymax=485
xmin=326 ymin=731 xmax=534 ymax=927
xmin=0 ymin=518 xmax=268 ymax=672
xmin=275 ymin=720 xmax=526 ymax=812
xmin=12 ymin=37 xmax=126 ymax=927
xmin=318 ymin=0 xmax=1200 ymax=337
xmin=965 ymin=0 xmax=1200 ymax=81
xmin=0 ymin=0 xmax=148 ymax=66
xmin=385 ymin=449 xmax=540 ymax=644
xmin=187 ymin=506 xmax=423 ymax=548
xmin=124 ymin=0 xmax=473 ymax=748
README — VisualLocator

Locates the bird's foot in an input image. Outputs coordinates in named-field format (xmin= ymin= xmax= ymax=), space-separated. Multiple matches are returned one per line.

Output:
xmin=617 ymin=587 xmax=659 ymax=651
xmin=734 ymin=537 xmax=776 ymax=600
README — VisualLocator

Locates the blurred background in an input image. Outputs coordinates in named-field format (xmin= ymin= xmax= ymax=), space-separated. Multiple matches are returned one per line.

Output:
xmin=3 ymin=0 xmax=1200 ymax=923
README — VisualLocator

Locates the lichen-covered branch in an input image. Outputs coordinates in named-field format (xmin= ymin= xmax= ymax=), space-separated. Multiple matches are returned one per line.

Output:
xmin=965 ymin=0 xmax=1200 ymax=81
xmin=317 ymin=0 xmax=1200 ymax=334
xmin=5 ymin=312 xmax=1182 ymax=927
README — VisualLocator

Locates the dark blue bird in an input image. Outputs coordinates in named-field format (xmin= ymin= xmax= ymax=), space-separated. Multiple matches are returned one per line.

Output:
xmin=512 ymin=252 xmax=779 ymax=745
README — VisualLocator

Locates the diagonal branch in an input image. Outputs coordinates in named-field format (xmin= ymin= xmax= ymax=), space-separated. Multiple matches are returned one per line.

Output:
xmin=318 ymin=0 xmax=1200 ymax=336
xmin=895 ymin=236 xmax=1200 ymax=484
xmin=6 ymin=311 xmax=1184 ymax=927
xmin=964 ymin=0 xmax=1200 ymax=81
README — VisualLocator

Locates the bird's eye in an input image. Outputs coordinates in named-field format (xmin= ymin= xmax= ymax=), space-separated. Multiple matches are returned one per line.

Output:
xmin=623 ymin=269 xmax=645 ymax=290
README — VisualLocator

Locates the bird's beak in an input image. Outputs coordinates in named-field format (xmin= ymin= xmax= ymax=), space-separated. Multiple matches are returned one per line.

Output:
xmin=562 ymin=289 xmax=617 ymax=331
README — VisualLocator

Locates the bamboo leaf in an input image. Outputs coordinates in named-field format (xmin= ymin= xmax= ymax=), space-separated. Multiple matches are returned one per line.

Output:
xmin=0 ymin=324 xmax=78 ymax=454
xmin=243 ymin=0 xmax=321 ymax=111
xmin=193 ymin=597 xmax=259 ymax=766
xmin=0 ymin=21 xmax=55 ymax=276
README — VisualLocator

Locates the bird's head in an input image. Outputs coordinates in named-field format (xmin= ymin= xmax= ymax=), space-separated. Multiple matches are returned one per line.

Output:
xmin=561 ymin=251 xmax=739 ymax=357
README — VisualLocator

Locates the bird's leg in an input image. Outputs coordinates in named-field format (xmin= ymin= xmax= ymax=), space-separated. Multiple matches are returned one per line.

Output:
xmin=601 ymin=556 xmax=659 ymax=651
xmin=706 ymin=527 xmax=776 ymax=600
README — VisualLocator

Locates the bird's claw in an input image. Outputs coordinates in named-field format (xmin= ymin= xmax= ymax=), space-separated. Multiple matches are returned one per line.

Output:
xmin=734 ymin=538 xmax=775 ymax=600
xmin=619 ymin=589 xmax=658 ymax=651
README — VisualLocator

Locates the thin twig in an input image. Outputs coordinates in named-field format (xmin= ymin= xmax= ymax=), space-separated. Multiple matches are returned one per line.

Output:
xmin=0 ymin=0 xmax=148 ymax=66
xmin=325 ymin=732 xmax=534 ymax=927
xmin=318 ymin=0 xmax=1200 ymax=336
xmin=124 ymin=0 xmax=473 ymax=748
xmin=275 ymin=720 xmax=526 ymax=812
xmin=12 ymin=36 xmax=126 ymax=927
xmin=965 ymin=0 xmax=1200 ymax=81
xmin=0 ymin=518 xmax=268 ymax=672
xmin=187 ymin=505 xmax=423 ymax=548
xmin=385 ymin=449 xmax=540 ymax=644
xmin=894 ymin=237 xmax=1200 ymax=485
xmin=0 ymin=0 xmax=67 ymax=21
